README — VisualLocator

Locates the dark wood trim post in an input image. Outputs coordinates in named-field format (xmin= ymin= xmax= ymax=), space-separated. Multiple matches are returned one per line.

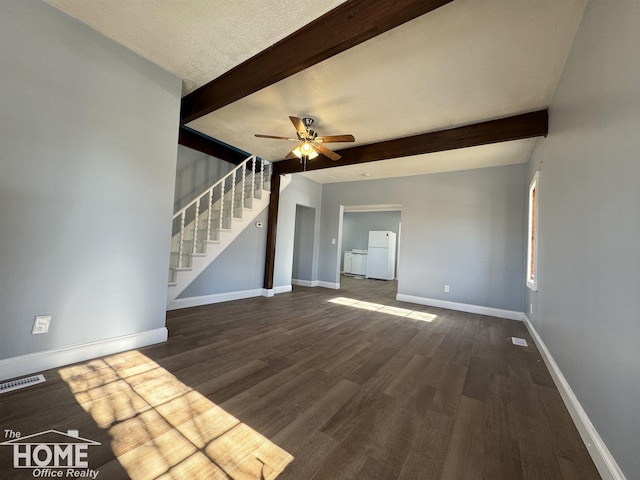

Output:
xmin=263 ymin=172 xmax=281 ymax=290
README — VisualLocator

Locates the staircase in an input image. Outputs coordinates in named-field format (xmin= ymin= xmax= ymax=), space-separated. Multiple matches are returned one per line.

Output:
xmin=167 ymin=155 xmax=276 ymax=306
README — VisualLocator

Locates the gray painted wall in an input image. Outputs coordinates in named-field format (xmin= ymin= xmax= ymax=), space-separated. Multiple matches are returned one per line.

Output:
xmin=0 ymin=1 xmax=181 ymax=360
xmin=292 ymin=205 xmax=316 ymax=281
xmin=274 ymin=175 xmax=323 ymax=288
xmin=176 ymin=174 xmax=323 ymax=299
xmin=178 ymin=210 xmax=268 ymax=297
xmin=341 ymin=211 xmax=401 ymax=273
xmin=320 ymin=165 xmax=526 ymax=312
xmin=174 ymin=145 xmax=235 ymax=212
xmin=525 ymin=2 xmax=640 ymax=477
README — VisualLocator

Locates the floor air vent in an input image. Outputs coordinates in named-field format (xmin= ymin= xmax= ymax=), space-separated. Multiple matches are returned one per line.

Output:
xmin=0 ymin=374 xmax=46 ymax=394
xmin=511 ymin=337 xmax=529 ymax=347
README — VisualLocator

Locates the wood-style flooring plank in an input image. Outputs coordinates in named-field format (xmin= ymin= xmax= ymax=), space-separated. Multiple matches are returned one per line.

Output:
xmin=440 ymin=395 xmax=487 ymax=480
xmin=0 ymin=275 xmax=600 ymax=480
xmin=276 ymin=431 xmax=338 ymax=480
xmin=397 ymin=409 xmax=455 ymax=479
xmin=271 ymin=378 xmax=359 ymax=453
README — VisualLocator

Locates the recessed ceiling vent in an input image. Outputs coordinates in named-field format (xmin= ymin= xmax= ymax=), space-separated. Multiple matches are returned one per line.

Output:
xmin=0 ymin=374 xmax=46 ymax=394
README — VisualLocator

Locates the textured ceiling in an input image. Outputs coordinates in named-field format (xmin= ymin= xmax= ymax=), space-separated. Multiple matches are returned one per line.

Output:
xmin=45 ymin=0 xmax=346 ymax=95
xmin=300 ymin=139 xmax=537 ymax=184
xmin=45 ymin=0 xmax=587 ymax=183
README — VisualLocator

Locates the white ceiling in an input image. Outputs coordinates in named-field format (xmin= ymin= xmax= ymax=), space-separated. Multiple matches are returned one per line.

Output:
xmin=45 ymin=0 xmax=587 ymax=183
xmin=45 ymin=0 xmax=347 ymax=95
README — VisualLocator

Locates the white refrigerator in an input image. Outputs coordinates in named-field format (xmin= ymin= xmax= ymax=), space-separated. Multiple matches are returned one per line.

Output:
xmin=366 ymin=231 xmax=396 ymax=280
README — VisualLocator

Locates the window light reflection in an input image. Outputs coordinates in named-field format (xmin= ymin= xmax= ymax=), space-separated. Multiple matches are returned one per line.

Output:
xmin=59 ymin=351 xmax=293 ymax=480
xmin=328 ymin=297 xmax=437 ymax=322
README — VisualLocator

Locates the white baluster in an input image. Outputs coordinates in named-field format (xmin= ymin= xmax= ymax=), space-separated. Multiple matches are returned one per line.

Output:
xmin=241 ymin=161 xmax=246 ymax=210
xmin=178 ymin=211 xmax=185 ymax=268
xmin=231 ymin=170 xmax=237 ymax=218
xmin=251 ymin=156 xmax=256 ymax=199
xmin=219 ymin=183 xmax=225 ymax=231
xmin=171 ymin=156 xmax=263 ymax=282
xmin=193 ymin=198 xmax=200 ymax=254
xmin=206 ymin=188 xmax=213 ymax=242
xmin=265 ymin=162 xmax=271 ymax=191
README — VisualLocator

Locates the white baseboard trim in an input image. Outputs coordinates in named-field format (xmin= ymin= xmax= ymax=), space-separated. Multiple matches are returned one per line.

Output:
xmin=291 ymin=279 xmax=340 ymax=290
xmin=273 ymin=285 xmax=292 ymax=294
xmin=0 ymin=328 xmax=168 ymax=382
xmin=291 ymin=279 xmax=319 ymax=287
xmin=395 ymin=294 xmax=524 ymax=321
xmin=168 ymin=289 xmax=265 ymax=310
xmin=523 ymin=316 xmax=626 ymax=480
xmin=262 ymin=285 xmax=293 ymax=297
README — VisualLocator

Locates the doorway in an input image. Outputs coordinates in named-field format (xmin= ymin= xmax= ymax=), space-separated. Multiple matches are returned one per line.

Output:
xmin=338 ymin=205 xmax=402 ymax=289
xmin=292 ymin=204 xmax=316 ymax=286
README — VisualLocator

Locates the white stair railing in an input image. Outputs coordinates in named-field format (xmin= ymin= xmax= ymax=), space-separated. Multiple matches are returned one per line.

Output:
xmin=169 ymin=155 xmax=271 ymax=280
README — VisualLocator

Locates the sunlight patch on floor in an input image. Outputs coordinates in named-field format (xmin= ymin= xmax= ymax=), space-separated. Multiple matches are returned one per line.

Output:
xmin=329 ymin=297 xmax=437 ymax=322
xmin=59 ymin=351 xmax=293 ymax=480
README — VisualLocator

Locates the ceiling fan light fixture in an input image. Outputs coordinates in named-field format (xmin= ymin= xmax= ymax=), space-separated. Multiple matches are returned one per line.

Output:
xmin=293 ymin=141 xmax=318 ymax=159
xmin=255 ymin=115 xmax=352 ymax=162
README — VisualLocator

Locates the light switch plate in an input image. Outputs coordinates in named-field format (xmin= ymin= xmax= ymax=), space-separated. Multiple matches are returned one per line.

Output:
xmin=32 ymin=315 xmax=51 ymax=334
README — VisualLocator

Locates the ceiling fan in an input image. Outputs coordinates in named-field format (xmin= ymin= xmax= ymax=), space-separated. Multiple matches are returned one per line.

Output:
xmin=255 ymin=116 xmax=355 ymax=163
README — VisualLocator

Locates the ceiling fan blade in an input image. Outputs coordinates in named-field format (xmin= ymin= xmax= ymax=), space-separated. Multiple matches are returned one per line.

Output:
xmin=313 ymin=143 xmax=341 ymax=161
xmin=289 ymin=116 xmax=308 ymax=138
xmin=255 ymin=134 xmax=297 ymax=141
xmin=315 ymin=134 xmax=355 ymax=143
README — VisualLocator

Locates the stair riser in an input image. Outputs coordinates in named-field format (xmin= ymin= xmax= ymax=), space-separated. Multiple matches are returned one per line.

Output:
xmin=168 ymin=157 xmax=278 ymax=305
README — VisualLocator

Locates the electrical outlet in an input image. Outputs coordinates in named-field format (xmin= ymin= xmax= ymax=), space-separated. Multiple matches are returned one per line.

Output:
xmin=32 ymin=315 xmax=51 ymax=334
xmin=530 ymin=304 xmax=533 ymax=314
xmin=444 ymin=284 xmax=450 ymax=293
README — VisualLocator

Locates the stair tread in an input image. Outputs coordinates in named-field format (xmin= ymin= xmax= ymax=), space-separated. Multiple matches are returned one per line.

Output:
xmin=168 ymin=175 xmax=275 ymax=298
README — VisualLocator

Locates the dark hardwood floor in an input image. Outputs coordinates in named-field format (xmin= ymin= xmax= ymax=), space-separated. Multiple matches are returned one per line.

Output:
xmin=0 ymin=276 xmax=600 ymax=479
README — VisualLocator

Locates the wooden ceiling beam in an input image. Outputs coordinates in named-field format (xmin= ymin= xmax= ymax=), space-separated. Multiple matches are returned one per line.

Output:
xmin=178 ymin=127 xmax=249 ymax=165
xmin=180 ymin=0 xmax=453 ymax=124
xmin=273 ymin=110 xmax=549 ymax=175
